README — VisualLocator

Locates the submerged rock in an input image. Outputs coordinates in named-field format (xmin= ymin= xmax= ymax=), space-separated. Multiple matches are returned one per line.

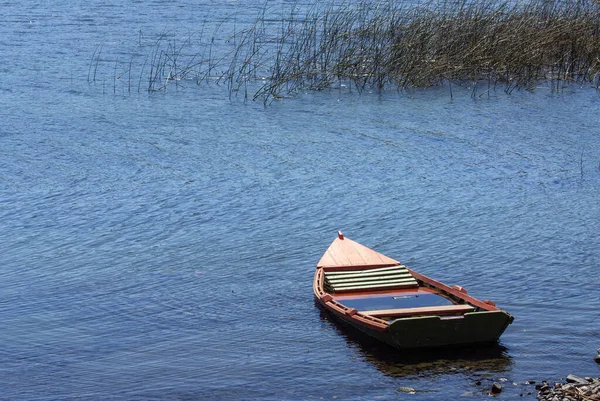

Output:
xmin=490 ymin=382 xmax=503 ymax=394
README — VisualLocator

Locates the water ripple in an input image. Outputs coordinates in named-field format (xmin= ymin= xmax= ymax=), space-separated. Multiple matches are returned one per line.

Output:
xmin=1 ymin=1 xmax=600 ymax=399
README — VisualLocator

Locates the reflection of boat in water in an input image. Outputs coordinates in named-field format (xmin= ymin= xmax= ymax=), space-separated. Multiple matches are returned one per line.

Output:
xmin=314 ymin=232 xmax=514 ymax=350
xmin=317 ymin=306 xmax=513 ymax=377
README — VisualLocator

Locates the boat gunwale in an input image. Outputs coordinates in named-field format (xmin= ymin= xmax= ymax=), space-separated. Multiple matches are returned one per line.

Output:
xmin=313 ymin=267 xmax=389 ymax=331
xmin=407 ymin=268 xmax=502 ymax=312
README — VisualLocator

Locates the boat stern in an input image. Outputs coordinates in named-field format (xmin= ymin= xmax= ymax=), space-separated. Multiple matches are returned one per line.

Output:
xmin=387 ymin=310 xmax=513 ymax=349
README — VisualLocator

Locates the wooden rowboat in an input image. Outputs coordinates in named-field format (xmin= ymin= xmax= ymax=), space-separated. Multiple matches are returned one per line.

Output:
xmin=314 ymin=232 xmax=514 ymax=349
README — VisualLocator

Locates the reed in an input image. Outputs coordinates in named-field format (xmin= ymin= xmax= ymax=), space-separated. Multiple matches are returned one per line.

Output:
xmin=93 ymin=0 xmax=600 ymax=101
xmin=225 ymin=0 xmax=600 ymax=101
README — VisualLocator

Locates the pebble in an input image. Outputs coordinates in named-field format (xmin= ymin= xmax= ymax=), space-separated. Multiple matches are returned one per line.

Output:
xmin=396 ymin=386 xmax=416 ymax=394
xmin=537 ymin=376 xmax=600 ymax=401
xmin=566 ymin=374 xmax=588 ymax=385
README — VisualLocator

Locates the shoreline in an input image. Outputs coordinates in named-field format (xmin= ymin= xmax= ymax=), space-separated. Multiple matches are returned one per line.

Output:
xmin=536 ymin=375 xmax=600 ymax=401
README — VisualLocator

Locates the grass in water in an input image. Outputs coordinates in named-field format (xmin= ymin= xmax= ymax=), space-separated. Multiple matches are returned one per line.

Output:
xmin=93 ymin=0 xmax=600 ymax=102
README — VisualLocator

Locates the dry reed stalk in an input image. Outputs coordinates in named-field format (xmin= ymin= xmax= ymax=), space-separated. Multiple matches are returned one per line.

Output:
xmin=93 ymin=0 xmax=600 ymax=101
xmin=226 ymin=0 xmax=600 ymax=101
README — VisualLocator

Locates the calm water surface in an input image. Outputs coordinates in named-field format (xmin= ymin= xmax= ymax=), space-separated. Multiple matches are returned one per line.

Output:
xmin=1 ymin=1 xmax=600 ymax=400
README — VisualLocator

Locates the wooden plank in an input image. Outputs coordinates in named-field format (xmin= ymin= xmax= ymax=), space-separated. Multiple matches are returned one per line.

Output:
xmin=327 ymin=270 xmax=411 ymax=279
xmin=340 ymin=239 xmax=367 ymax=266
xmin=327 ymin=273 xmax=414 ymax=284
xmin=332 ymin=278 xmax=418 ymax=288
xmin=360 ymin=304 xmax=475 ymax=318
xmin=325 ymin=266 xmax=410 ymax=277
xmin=325 ymin=266 xmax=404 ymax=275
xmin=328 ymin=276 xmax=417 ymax=286
xmin=319 ymin=232 xmax=351 ymax=267
xmin=332 ymin=281 xmax=419 ymax=291
xmin=317 ymin=236 xmax=401 ymax=268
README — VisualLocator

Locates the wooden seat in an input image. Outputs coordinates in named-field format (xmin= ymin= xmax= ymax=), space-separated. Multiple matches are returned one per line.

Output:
xmin=360 ymin=304 xmax=475 ymax=318
xmin=324 ymin=265 xmax=419 ymax=293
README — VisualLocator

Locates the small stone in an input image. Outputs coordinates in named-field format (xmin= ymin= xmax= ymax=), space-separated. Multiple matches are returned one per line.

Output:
xmin=561 ymin=383 xmax=574 ymax=391
xmin=536 ymin=384 xmax=550 ymax=392
xmin=396 ymin=386 xmax=416 ymax=394
xmin=526 ymin=380 xmax=536 ymax=385
xmin=566 ymin=374 xmax=588 ymax=384
xmin=490 ymin=382 xmax=503 ymax=394
xmin=594 ymin=354 xmax=600 ymax=363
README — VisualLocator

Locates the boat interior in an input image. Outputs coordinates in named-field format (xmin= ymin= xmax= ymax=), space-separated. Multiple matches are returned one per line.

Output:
xmin=323 ymin=265 xmax=475 ymax=320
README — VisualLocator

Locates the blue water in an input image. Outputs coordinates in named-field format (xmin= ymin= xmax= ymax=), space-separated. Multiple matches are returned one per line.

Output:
xmin=340 ymin=293 xmax=453 ymax=311
xmin=2 ymin=1 xmax=600 ymax=400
